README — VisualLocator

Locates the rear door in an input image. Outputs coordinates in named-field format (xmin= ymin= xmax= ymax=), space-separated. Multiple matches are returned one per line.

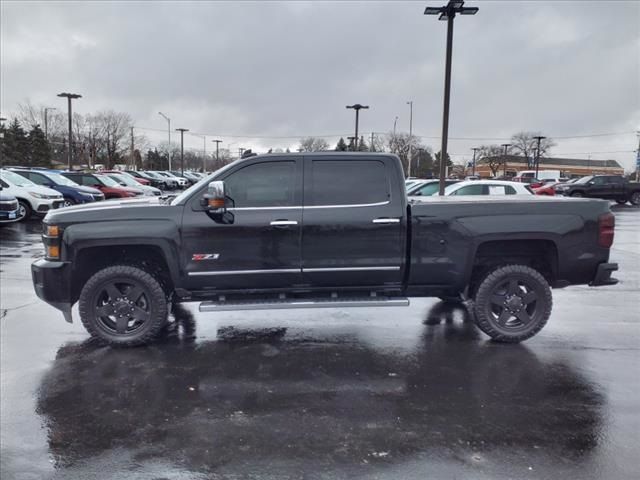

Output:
xmin=301 ymin=155 xmax=405 ymax=288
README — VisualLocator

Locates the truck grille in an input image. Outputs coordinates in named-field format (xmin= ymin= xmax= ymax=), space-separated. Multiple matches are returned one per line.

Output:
xmin=0 ymin=200 xmax=19 ymax=212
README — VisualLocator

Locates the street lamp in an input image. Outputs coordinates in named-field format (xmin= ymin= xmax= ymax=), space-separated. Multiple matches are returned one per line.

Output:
xmin=425 ymin=0 xmax=479 ymax=195
xmin=533 ymin=135 xmax=546 ymax=177
xmin=57 ymin=93 xmax=82 ymax=169
xmin=501 ymin=143 xmax=511 ymax=177
xmin=346 ymin=104 xmax=369 ymax=150
xmin=175 ymin=128 xmax=189 ymax=175
xmin=43 ymin=107 xmax=56 ymax=140
xmin=407 ymin=101 xmax=414 ymax=177
xmin=393 ymin=116 xmax=399 ymax=136
xmin=158 ymin=112 xmax=172 ymax=170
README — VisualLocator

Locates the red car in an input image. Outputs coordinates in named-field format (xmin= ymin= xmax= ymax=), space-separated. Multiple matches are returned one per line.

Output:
xmin=61 ymin=172 xmax=144 ymax=199
xmin=533 ymin=182 xmax=558 ymax=196
xmin=101 ymin=170 xmax=150 ymax=186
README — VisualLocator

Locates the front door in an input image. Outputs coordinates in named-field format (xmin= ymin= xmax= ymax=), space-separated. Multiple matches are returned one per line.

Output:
xmin=181 ymin=158 xmax=303 ymax=290
xmin=300 ymin=156 xmax=405 ymax=288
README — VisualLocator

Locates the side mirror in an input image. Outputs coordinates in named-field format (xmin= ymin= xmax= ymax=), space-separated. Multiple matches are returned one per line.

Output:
xmin=587 ymin=181 xmax=595 ymax=186
xmin=200 ymin=181 xmax=226 ymax=214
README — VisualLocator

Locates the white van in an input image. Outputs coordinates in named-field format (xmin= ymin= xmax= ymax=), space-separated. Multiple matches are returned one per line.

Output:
xmin=0 ymin=169 xmax=64 ymax=221
xmin=518 ymin=170 xmax=562 ymax=181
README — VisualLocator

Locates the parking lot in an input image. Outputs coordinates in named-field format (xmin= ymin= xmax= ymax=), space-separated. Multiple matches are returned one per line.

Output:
xmin=0 ymin=205 xmax=638 ymax=479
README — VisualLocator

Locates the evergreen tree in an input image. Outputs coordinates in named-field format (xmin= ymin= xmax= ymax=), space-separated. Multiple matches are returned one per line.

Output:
xmin=357 ymin=136 xmax=368 ymax=152
xmin=434 ymin=151 xmax=453 ymax=175
xmin=335 ymin=137 xmax=347 ymax=151
xmin=28 ymin=124 xmax=51 ymax=167
xmin=347 ymin=137 xmax=355 ymax=151
xmin=1 ymin=119 xmax=28 ymax=165
xmin=285 ymin=148 xmax=291 ymax=153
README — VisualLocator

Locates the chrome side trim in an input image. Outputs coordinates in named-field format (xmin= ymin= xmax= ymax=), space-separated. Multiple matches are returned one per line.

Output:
xmin=200 ymin=297 xmax=410 ymax=312
xmin=270 ymin=220 xmax=298 ymax=226
xmin=228 ymin=206 xmax=301 ymax=211
xmin=228 ymin=200 xmax=390 ymax=211
xmin=303 ymin=266 xmax=401 ymax=272
xmin=372 ymin=218 xmax=401 ymax=224
xmin=188 ymin=268 xmax=300 ymax=276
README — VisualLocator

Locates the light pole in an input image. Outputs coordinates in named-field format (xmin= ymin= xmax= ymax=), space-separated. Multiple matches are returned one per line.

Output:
xmin=407 ymin=100 xmax=414 ymax=177
xmin=533 ymin=135 xmax=546 ymax=177
xmin=346 ymin=104 xmax=369 ymax=150
xmin=471 ymin=147 xmax=480 ymax=176
xmin=347 ymin=136 xmax=357 ymax=151
xmin=158 ymin=112 xmax=172 ymax=170
xmin=425 ymin=0 xmax=479 ymax=195
xmin=501 ymin=143 xmax=511 ymax=177
xmin=57 ymin=93 xmax=82 ymax=170
xmin=175 ymin=128 xmax=189 ymax=175
xmin=43 ymin=107 xmax=56 ymax=140
xmin=393 ymin=116 xmax=399 ymax=136
xmin=212 ymin=139 xmax=222 ymax=169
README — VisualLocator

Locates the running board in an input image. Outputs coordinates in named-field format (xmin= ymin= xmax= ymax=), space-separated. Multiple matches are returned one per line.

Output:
xmin=199 ymin=296 xmax=410 ymax=312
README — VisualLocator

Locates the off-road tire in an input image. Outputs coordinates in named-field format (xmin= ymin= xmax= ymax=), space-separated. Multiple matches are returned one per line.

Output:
xmin=615 ymin=199 xmax=628 ymax=205
xmin=473 ymin=264 xmax=552 ymax=343
xmin=79 ymin=265 xmax=168 ymax=347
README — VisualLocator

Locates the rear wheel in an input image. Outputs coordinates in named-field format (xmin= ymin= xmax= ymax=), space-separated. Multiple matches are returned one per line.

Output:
xmin=615 ymin=199 xmax=627 ymax=205
xmin=473 ymin=264 xmax=552 ymax=343
xmin=570 ymin=191 xmax=583 ymax=198
xmin=78 ymin=265 xmax=169 ymax=346
xmin=630 ymin=192 xmax=640 ymax=206
xmin=16 ymin=200 xmax=32 ymax=221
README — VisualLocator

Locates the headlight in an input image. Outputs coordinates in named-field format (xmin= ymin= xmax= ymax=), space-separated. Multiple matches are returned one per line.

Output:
xmin=29 ymin=191 xmax=45 ymax=198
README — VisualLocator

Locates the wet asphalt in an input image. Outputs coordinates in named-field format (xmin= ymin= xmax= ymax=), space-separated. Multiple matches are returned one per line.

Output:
xmin=1 ymin=206 xmax=639 ymax=480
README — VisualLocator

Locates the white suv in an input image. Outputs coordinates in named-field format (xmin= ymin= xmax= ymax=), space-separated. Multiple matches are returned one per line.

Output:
xmin=0 ymin=169 xmax=64 ymax=221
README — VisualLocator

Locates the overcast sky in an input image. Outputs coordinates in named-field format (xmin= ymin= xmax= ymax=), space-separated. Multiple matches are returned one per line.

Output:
xmin=2 ymin=0 xmax=639 ymax=169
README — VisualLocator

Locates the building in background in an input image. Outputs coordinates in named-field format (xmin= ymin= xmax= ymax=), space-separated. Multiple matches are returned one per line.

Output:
xmin=475 ymin=155 xmax=624 ymax=178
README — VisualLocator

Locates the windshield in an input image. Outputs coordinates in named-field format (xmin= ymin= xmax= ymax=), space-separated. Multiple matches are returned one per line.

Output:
xmin=574 ymin=176 xmax=593 ymax=185
xmin=45 ymin=172 xmax=79 ymax=186
xmin=1 ymin=170 xmax=36 ymax=187
xmin=109 ymin=174 xmax=137 ymax=186
xmin=170 ymin=159 xmax=242 ymax=205
xmin=96 ymin=174 xmax=120 ymax=187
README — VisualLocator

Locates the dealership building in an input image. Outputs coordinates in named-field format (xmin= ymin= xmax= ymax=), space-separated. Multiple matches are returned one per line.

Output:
xmin=474 ymin=155 xmax=625 ymax=178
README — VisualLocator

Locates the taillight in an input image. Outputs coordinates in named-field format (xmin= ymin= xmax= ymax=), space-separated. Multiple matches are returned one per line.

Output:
xmin=598 ymin=213 xmax=615 ymax=248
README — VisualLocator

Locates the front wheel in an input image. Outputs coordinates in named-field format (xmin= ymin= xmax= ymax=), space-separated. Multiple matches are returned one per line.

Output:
xmin=570 ymin=191 xmax=583 ymax=198
xmin=78 ymin=265 xmax=169 ymax=346
xmin=615 ymin=199 xmax=628 ymax=205
xmin=62 ymin=197 xmax=76 ymax=208
xmin=473 ymin=264 xmax=552 ymax=343
xmin=16 ymin=200 xmax=32 ymax=221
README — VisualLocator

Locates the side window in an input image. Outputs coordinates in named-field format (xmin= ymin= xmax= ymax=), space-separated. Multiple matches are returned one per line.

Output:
xmin=309 ymin=160 xmax=388 ymax=206
xmin=488 ymin=185 xmax=507 ymax=195
xmin=452 ymin=184 xmax=486 ymax=195
xmin=592 ymin=177 xmax=606 ymax=185
xmin=0 ymin=179 xmax=8 ymax=188
xmin=224 ymin=161 xmax=297 ymax=208
xmin=505 ymin=185 xmax=517 ymax=195
xmin=609 ymin=176 xmax=623 ymax=185
xmin=80 ymin=175 xmax=95 ymax=186
xmin=415 ymin=183 xmax=439 ymax=196
xmin=28 ymin=173 xmax=48 ymax=185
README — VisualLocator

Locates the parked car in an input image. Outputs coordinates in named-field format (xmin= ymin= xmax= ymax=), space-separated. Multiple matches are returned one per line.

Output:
xmin=143 ymin=171 xmax=178 ymax=190
xmin=516 ymin=170 xmax=562 ymax=182
xmin=562 ymin=175 xmax=640 ymax=205
xmin=407 ymin=179 xmax=459 ymax=196
xmin=0 ymin=191 xmax=20 ymax=224
xmin=0 ymin=169 xmax=64 ymax=220
xmin=11 ymin=168 xmax=104 ymax=206
xmin=152 ymin=171 xmax=188 ymax=189
xmin=32 ymin=152 xmax=617 ymax=347
xmin=553 ymin=177 xmax=581 ymax=194
xmin=443 ymin=180 xmax=533 ymax=196
xmin=171 ymin=171 xmax=200 ymax=186
xmin=125 ymin=170 xmax=161 ymax=188
xmin=105 ymin=172 xmax=162 ymax=196
xmin=533 ymin=182 xmax=558 ymax=196
xmin=61 ymin=172 xmax=144 ymax=199
xmin=465 ymin=175 xmax=480 ymax=181
xmin=512 ymin=176 xmax=544 ymax=188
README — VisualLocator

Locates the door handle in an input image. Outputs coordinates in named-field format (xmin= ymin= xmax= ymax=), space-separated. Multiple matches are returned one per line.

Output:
xmin=372 ymin=218 xmax=400 ymax=224
xmin=270 ymin=220 xmax=298 ymax=226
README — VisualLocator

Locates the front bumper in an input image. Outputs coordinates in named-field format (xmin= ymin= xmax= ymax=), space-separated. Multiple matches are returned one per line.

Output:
xmin=590 ymin=262 xmax=619 ymax=287
xmin=31 ymin=258 xmax=74 ymax=322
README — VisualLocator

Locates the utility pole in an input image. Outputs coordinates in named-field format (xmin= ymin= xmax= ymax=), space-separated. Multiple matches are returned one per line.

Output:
xmin=407 ymin=100 xmax=414 ymax=177
xmin=370 ymin=132 xmax=375 ymax=152
xmin=43 ymin=107 xmax=56 ymax=140
xmin=212 ymin=139 xmax=222 ymax=169
xmin=501 ymin=143 xmax=511 ymax=177
xmin=175 ymin=128 xmax=189 ymax=175
xmin=57 ymin=92 xmax=82 ymax=170
xmin=130 ymin=127 xmax=135 ymax=169
xmin=425 ymin=0 xmax=479 ymax=195
xmin=191 ymin=133 xmax=207 ymax=172
xmin=635 ymin=131 xmax=640 ymax=182
xmin=471 ymin=147 xmax=480 ymax=176
xmin=533 ymin=135 xmax=546 ymax=177
xmin=346 ymin=104 xmax=369 ymax=150
xmin=238 ymin=147 xmax=245 ymax=159
xmin=158 ymin=112 xmax=172 ymax=170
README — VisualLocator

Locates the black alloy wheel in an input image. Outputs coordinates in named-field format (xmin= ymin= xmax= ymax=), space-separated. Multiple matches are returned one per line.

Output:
xmin=79 ymin=265 xmax=168 ymax=346
xmin=473 ymin=264 xmax=552 ymax=343
xmin=630 ymin=192 xmax=640 ymax=206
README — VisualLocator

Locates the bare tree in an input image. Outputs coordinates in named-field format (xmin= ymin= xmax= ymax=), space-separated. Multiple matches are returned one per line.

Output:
xmin=298 ymin=137 xmax=330 ymax=152
xmin=510 ymin=132 xmax=555 ymax=166
xmin=387 ymin=132 xmax=422 ymax=175
xmin=478 ymin=145 xmax=505 ymax=177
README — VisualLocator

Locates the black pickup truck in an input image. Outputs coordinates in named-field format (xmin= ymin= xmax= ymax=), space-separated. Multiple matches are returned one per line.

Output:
xmin=559 ymin=175 xmax=640 ymax=205
xmin=32 ymin=153 xmax=618 ymax=346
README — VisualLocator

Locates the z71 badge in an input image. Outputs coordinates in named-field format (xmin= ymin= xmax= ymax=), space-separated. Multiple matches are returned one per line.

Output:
xmin=192 ymin=253 xmax=220 ymax=261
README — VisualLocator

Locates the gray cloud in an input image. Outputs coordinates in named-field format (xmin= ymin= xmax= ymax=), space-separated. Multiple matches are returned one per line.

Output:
xmin=1 ymin=0 xmax=638 ymax=167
